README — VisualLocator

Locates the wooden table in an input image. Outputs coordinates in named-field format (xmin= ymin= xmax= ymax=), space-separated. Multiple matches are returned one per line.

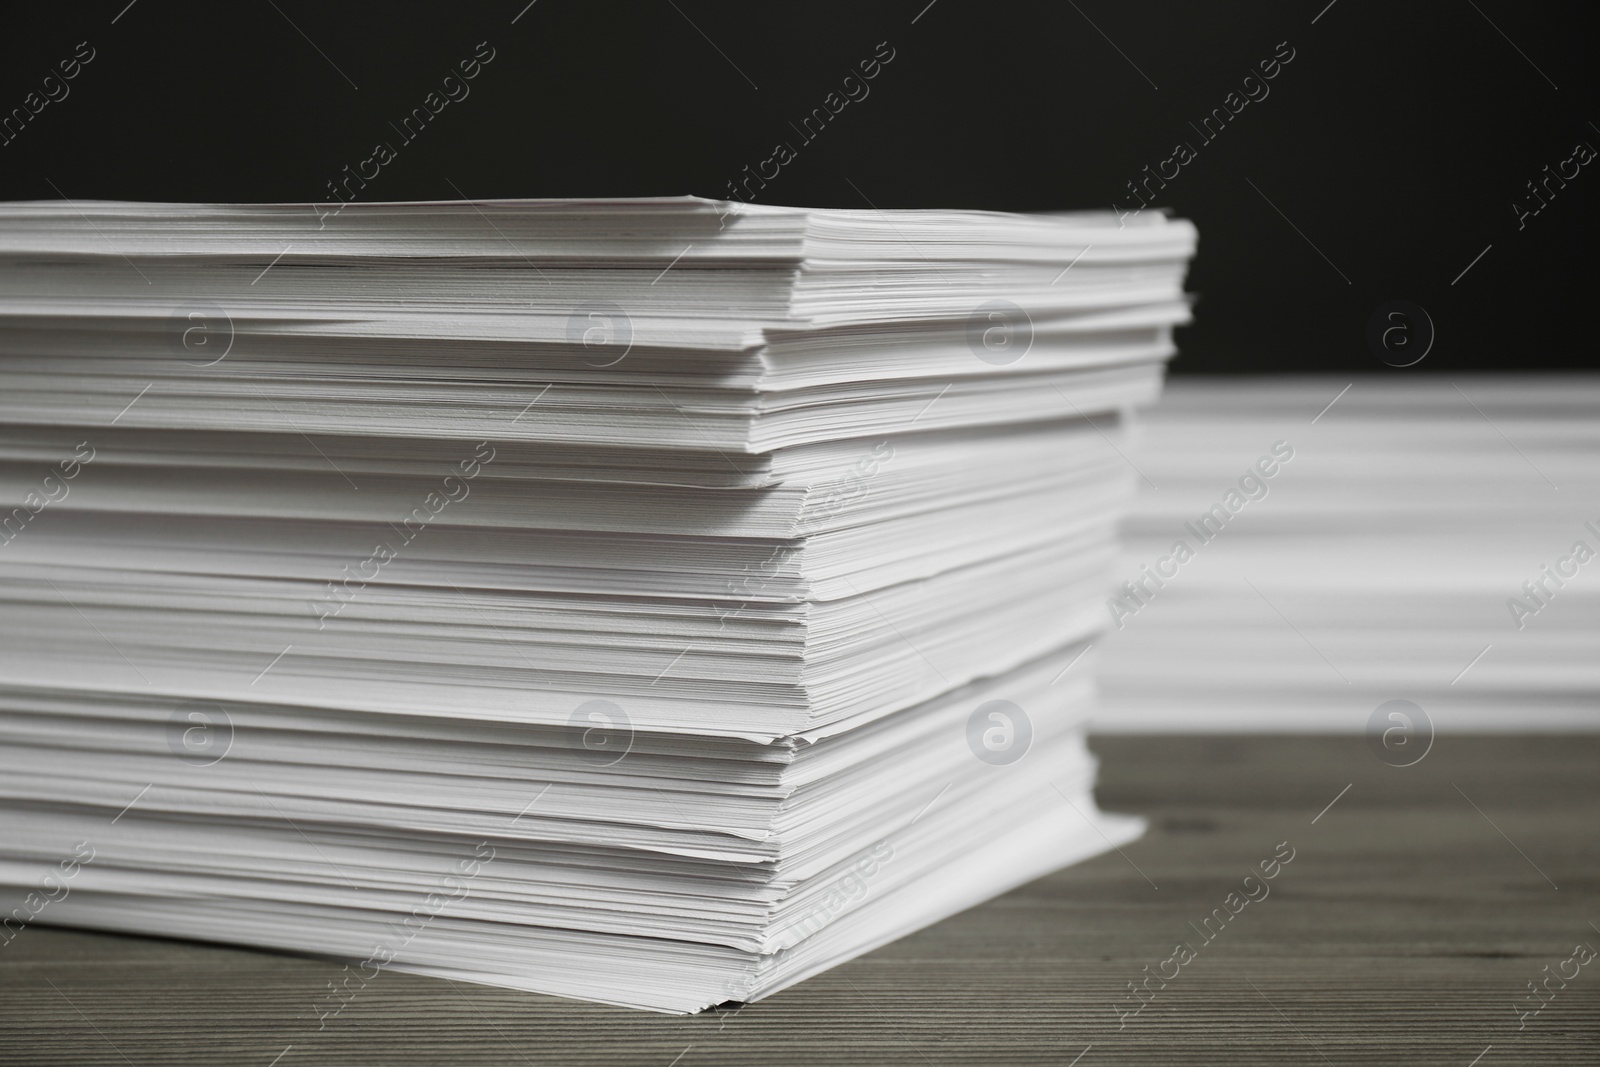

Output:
xmin=4 ymin=736 xmax=1596 ymax=1065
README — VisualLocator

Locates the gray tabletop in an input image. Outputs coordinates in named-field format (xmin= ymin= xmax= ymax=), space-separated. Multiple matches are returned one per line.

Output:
xmin=3 ymin=735 xmax=1596 ymax=1066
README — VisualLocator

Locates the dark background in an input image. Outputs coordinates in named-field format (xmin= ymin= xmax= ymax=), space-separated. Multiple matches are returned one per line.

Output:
xmin=1 ymin=0 xmax=1594 ymax=373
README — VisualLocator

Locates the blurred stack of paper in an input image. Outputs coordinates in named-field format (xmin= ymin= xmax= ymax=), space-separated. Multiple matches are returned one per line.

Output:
xmin=0 ymin=198 xmax=1195 ymax=1012
xmin=1097 ymin=376 xmax=1600 ymax=733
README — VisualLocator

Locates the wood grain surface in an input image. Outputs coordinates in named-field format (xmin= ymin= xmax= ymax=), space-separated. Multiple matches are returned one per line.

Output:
xmin=3 ymin=735 xmax=1596 ymax=1066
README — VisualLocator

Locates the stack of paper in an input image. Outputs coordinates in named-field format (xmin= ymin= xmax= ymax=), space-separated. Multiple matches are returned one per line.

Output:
xmin=0 ymin=198 xmax=1195 ymax=1012
xmin=1097 ymin=376 xmax=1600 ymax=733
